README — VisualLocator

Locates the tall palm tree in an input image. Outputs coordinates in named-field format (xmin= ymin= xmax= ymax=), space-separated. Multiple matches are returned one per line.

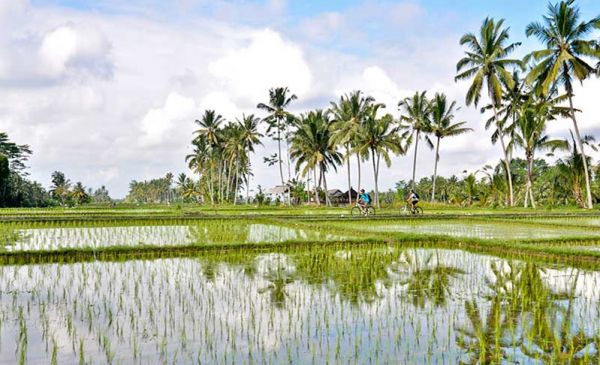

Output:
xmin=525 ymin=0 xmax=600 ymax=209
xmin=399 ymin=91 xmax=430 ymax=190
xmin=257 ymin=87 xmax=297 ymax=185
xmin=186 ymin=138 xmax=211 ymax=204
xmin=512 ymin=99 xmax=568 ymax=208
xmin=290 ymin=110 xmax=342 ymax=206
xmin=426 ymin=93 xmax=473 ymax=202
xmin=353 ymin=104 xmax=408 ymax=207
xmin=456 ymin=17 xmax=522 ymax=206
xmin=193 ymin=110 xmax=224 ymax=205
xmin=329 ymin=91 xmax=375 ymax=204
xmin=237 ymin=114 xmax=263 ymax=204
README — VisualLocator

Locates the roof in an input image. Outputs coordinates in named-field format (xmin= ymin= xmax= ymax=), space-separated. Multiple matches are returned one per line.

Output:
xmin=267 ymin=185 xmax=290 ymax=194
xmin=327 ymin=189 xmax=344 ymax=197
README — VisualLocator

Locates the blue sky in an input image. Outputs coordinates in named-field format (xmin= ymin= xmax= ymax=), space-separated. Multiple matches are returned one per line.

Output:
xmin=2 ymin=0 xmax=600 ymax=197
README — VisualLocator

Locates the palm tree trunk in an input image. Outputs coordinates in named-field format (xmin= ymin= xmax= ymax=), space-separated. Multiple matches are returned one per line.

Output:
xmin=313 ymin=168 xmax=320 ymax=205
xmin=233 ymin=159 xmax=240 ymax=205
xmin=411 ymin=130 xmax=420 ymax=189
xmin=346 ymin=145 xmax=352 ymax=205
xmin=245 ymin=174 xmax=250 ymax=204
xmin=493 ymin=105 xmax=514 ymax=207
xmin=372 ymin=148 xmax=380 ymax=208
xmin=431 ymin=136 xmax=441 ymax=203
xmin=286 ymin=130 xmax=291 ymax=183
xmin=277 ymin=119 xmax=284 ymax=185
xmin=225 ymin=159 xmax=233 ymax=203
xmin=527 ymin=155 xmax=536 ymax=209
xmin=306 ymin=170 xmax=311 ymax=204
xmin=356 ymin=153 xmax=362 ymax=202
xmin=208 ymin=165 xmax=214 ymax=205
xmin=322 ymin=168 xmax=331 ymax=206
xmin=568 ymin=95 xmax=593 ymax=209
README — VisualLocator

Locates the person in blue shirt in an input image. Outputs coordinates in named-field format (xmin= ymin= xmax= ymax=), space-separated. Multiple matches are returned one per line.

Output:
xmin=358 ymin=189 xmax=371 ymax=209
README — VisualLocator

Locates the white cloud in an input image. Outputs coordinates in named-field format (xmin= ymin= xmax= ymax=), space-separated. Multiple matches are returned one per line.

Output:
xmin=208 ymin=29 xmax=312 ymax=103
xmin=2 ymin=0 xmax=600 ymax=198
xmin=38 ymin=25 xmax=113 ymax=79
xmin=140 ymin=92 xmax=197 ymax=147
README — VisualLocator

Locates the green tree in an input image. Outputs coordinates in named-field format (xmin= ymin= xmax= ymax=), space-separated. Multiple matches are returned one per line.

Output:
xmin=353 ymin=104 xmax=408 ymax=207
xmin=257 ymin=87 xmax=297 ymax=185
xmin=290 ymin=110 xmax=342 ymax=206
xmin=49 ymin=171 xmax=71 ymax=206
xmin=525 ymin=0 xmax=600 ymax=209
xmin=399 ymin=91 xmax=430 ymax=190
xmin=192 ymin=110 xmax=224 ymax=204
xmin=511 ymin=96 xmax=568 ymax=208
xmin=456 ymin=17 xmax=522 ymax=206
xmin=237 ymin=114 xmax=263 ymax=204
xmin=426 ymin=93 xmax=473 ymax=202
xmin=329 ymin=91 xmax=375 ymax=204
xmin=71 ymin=182 xmax=90 ymax=205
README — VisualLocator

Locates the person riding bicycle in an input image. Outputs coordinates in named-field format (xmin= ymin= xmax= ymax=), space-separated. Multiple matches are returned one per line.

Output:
xmin=358 ymin=189 xmax=371 ymax=210
xmin=407 ymin=189 xmax=420 ymax=211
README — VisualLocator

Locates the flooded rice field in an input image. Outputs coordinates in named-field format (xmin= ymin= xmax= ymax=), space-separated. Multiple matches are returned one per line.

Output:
xmin=0 ymin=245 xmax=599 ymax=364
xmin=329 ymin=219 xmax=600 ymax=240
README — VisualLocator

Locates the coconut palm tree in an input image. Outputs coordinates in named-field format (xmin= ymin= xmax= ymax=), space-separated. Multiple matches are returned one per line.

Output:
xmin=399 ymin=91 xmax=430 ymax=190
xmin=193 ymin=110 xmax=224 ymax=205
xmin=49 ymin=171 xmax=71 ymax=206
xmin=257 ymin=87 xmax=297 ymax=185
xmin=237 ymin=114 xmax=263 ymax=204
xmin=353 ymin=104 xmax=408 ymax=207
xmin=290 ymin=110 xmax=342 ymax=206
xmin=185 ymin=138 xmax=212 ymax=204
xmin=456 ymin=17 xmax=522 ymax=206
xmin=329 ymin=91 xmax=375 ymax=204
xmin=426 ymin=93 xmax=473 ymax=202
xmin=525 ymin=0 xmax=600 ymax=209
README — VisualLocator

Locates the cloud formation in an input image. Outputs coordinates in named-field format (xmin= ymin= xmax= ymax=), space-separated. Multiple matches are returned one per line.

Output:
xmin=1 ymin=0 xmax=599 ymax=198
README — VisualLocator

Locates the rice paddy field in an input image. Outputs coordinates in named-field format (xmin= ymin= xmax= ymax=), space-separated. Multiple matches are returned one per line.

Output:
xmin=2 ymin=207 xmax=600 ymax=364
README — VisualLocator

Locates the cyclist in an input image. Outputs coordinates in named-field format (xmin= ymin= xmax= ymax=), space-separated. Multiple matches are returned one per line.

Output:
xmin=406 ymin=189 xmax=420 ymax=212
xmin=358 ymin=189 xmax=371 ymax=211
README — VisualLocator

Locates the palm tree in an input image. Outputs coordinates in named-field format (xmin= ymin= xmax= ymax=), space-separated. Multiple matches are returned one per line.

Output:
xmin=257 ymin=87 xmax=297 ymax=185
xmin=49 ymin=171 xmax=71 ymax=206
xmin=455 ymin=17 xmax=522 ymax=206
xmin=192 ymin=110 xmax=224 ymax=204
xmin=525 ymin=0 xmax=600 ymax=209
xmin=290 ymin=110 xmax=342 ymax=206
xmin=353 ymin=104 xmax=408 ymax=207
xmin=237 ymin=114 xmax=263 ymax=204
xmin=185 ymin=139 xmax=211 ymax=204
xmin=329 ymin=91 xmax=375 ymax=204
xmin=426 ymin=93 xmax=473 ymax=202
xmin=399 ymin=91 xmax=430 ymax=190
xmin=511 ymin=96 xmax=568 ymax=208
xmin=71 ymin=182 xmax=88 ymax=205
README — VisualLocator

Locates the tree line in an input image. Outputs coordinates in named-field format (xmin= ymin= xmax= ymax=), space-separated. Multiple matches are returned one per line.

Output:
xmin=180 ymin=0 xmax=600 ymax=208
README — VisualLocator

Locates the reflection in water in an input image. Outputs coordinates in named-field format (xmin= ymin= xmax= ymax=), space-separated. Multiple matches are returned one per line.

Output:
xmin=0 ymin=246 xmax=599 ymax=364
xmin=5 ymin=221 xmax=343 ymax=251
xmin=337 ymin=220 xmax=600 ymax=240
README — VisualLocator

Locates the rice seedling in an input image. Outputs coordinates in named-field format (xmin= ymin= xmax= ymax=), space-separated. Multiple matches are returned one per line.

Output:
xmin=0 ymin=244 xmax=598 ymax=363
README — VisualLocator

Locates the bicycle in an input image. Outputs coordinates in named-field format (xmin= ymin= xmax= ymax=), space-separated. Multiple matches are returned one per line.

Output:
xmin=401 ymin=203 xmax=423 ymax=215
xmin=351 ymin=204 xmax=375 ymax=216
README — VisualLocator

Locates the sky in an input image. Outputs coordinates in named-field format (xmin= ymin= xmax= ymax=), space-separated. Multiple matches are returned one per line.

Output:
xmin=1 ymin=0 xmax=600 ymax=198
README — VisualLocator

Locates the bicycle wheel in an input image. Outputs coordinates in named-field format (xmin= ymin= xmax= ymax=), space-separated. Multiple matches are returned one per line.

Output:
xmin=351 ymin=206 xmax=362 ymax=216
xmin=366 ymin=206 xmax=375 ymax=216
xmin=413 ymin=206 xmax=423 ymax=215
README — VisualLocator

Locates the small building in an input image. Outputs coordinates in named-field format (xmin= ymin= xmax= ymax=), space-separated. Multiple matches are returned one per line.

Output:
xmin=327 ymin=189 xmax=345 ymax=205
xmin=267 ymin=185 xmax=290 ymax=204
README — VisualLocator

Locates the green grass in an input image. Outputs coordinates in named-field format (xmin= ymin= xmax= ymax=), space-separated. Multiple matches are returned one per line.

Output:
xmin=3 ymin=205 xmax=600 ymax=266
